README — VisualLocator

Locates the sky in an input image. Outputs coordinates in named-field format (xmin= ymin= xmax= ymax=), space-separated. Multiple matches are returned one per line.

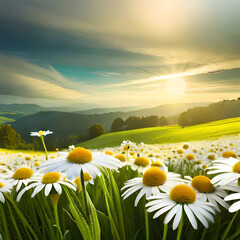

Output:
xmin=0 ymin=0 xmax=239 ymax=108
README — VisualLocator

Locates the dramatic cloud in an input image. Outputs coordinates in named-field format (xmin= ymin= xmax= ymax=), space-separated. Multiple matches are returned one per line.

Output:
xmin=0 ymin=0 xmax=239 ymax=107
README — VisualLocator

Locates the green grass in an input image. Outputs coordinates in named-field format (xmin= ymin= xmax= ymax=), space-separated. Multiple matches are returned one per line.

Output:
xmin=79 ymin=117 xmax=240 ymax=149
xmin=0 ymin=116 xmax=15 ymax=125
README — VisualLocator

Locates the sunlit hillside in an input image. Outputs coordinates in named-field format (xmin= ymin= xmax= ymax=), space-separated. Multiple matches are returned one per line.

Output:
xmin=79 ymin=117 xmax=240 ymax=149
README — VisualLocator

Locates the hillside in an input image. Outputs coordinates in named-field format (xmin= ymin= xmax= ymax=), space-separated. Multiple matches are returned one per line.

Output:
xmin=179 ymin=99 xmax=240 ymax=126
xmin=78 ymin=117 xmax=240 ymax=149
xmin=0 ymin=116 xmax=15 ymax=125
xmin=10 ymin=102 xmax=210 ymax=141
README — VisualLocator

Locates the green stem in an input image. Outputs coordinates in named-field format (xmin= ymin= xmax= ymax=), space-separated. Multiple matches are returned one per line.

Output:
xmin=221 ymin=211 xmax=239 ymax=240
xmin=176 ymin=215 xmax=183 ymax=240
xmin=40 ymin=135 xmax=48 ymax=160
xmin=163 ymin=224 xmax=168 ymax=240
xmin=80 ymin=169 xmax=89 ymax=217
xmin=145 ymin=209 xmax=149 ymax=240
xmin=200 ymin=228 xmax=207 ymax=240
xmin=52 ymin=198 xmax=63 ymax=240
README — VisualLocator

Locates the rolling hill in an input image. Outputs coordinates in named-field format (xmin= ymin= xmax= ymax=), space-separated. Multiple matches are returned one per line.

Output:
xmin=10 ymin=102 xmax=210 ymax=141
xmin=78 ymin=117 xmax=240 ymax=149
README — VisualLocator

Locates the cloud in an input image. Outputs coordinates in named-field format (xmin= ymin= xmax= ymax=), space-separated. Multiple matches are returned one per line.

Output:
xmin=0 ymin=54 xmax=85 ymax=100
xmin=110 ymin=60 xmax=240 ymax=87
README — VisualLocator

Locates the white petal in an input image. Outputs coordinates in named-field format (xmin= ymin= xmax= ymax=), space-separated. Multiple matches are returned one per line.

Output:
xmin=0 ymin=192 xmax=5 ymax=203
xmin=229 ymin=201 xmax=240 ymax=213
xmin=172 ymin=205 xmax=182 ymax=230
xmin=31 ymin=185 xmax=45 ymax=198
xmin=225 ymin=193 xmax=240 ymax=201
xmin=53 ymin=183 xmax=62 ymax=195
xmin=184 ymin=204 xmax=198 ymax=230
xmin=44 ymin=184 xmax=52 ymax=196
xmin=153 ymin=203 xmax=176 ymax=219
xmin=164 ymin=204 xmax=179 ymax=225
xmin=134 ymin=187 xmax=147 ymax=206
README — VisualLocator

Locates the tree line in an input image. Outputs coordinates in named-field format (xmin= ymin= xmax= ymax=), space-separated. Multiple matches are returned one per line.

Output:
xmin=178 ymin=99 xmax=240 ymax=127
xmin=111 ymin=115 xmax=168 ymax=132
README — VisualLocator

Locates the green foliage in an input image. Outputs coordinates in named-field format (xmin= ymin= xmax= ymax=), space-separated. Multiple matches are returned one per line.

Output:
xmin=88 ymin=123 xmax=105 ymax=139
xmin=111 ymin=117 xmax=125 ymax=132
xmin=179 ymin=99 xmax=240 ymax=127
xmin=0 ymin=124 xmax=29 ymax=149
xmin=79 ymin=117 xmax=240 ymax=149
xmin=0 ymin=116 xmax=15 ymax=125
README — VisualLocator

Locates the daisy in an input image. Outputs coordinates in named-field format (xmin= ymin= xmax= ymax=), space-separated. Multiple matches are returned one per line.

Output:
xmin=131 ymin=156 xmax=151 ymax=173
xmin=185 ymin=175 xmax=239 ymax=211
xmin=30 ymin=130 xmax=53 ymax=137
xmin=146 ymin=184 xmax=216 ymax=230
xmin=207 ymin=158 xmax=240 ymax=185
xmin=0 ymin=180 xmax=14 ymax=203
xmin=0 ymin=165 xmax=40 ymax=192
xmin=39 ymin=147 xmax=121 ymax=180
xmin=17 ymin=172 xmax=76 ymax=202
xmin=121 ymin=166 xmax=182 ymax=206
xmin=74 ymin=172 xmax=94 ymax=192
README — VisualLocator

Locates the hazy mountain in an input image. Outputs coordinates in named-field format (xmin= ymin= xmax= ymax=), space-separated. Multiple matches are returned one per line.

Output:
xmin=11 ymin=102 xmax=211 ymax=141
xmin=77 ymin=106 xmax=142 ymax=115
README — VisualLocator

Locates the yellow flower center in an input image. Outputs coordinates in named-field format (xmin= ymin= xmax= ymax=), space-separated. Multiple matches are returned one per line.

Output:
xmin=74 ymin=172 xmax=92 ymax=192
xmin=196 ymin=160 xmax=202 ymax=165
xmin=202 ymin=165 xmax=207 ymax=169
xmin=151 ymin=161 xmax=163 ymax=167
xmin=134 ymin=157 xmax=150 ymax=167
xmin=185 ymin=154 xmax=195 ymax=161
xmin=13 ymin=167 xmax=33 ymax=180
xmin=105 ymin=150 xmax=115 ymax=156
xmin=35 ymin=162 xmax=40 ymax=167
xmin=207 ymin=154 xmax=216 ymax=160
xmin=222 ymin=151 xmax=237 ymax=159
xmin=25 ymin=156 xmax=31 ymax=161
xmin=183 ymin=144 xmax=189 ymax=150
xmin=142 ymin=167 xmax=166 ymax=186
xmin=115 ymin=154 xmax=126 ymax=162
xmin=38 ymin=131 xmax=46 ymax=136
xmin=83 ymin=172 xmax=93 ymax=181
xmin=67 ymin=147 xmax=92 ymax=164
xmin=191 ymin=175 xmax=215 ymax=193
xmin=42 ymin=172 xmax=61 ymax=184
xmin=177 ymin=149 xmax=184 ymax=154
xmin=170 ymin=185 xmax=196 ymax=203
xmin=233 ymin=161 xmax=240 ymax=173
xmin=0 ymin=182 xmax=5 ymax=188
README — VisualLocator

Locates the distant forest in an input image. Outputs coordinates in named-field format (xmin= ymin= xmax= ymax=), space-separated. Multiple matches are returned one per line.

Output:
xmin=178 ymin=99 xmax=240 ymax=127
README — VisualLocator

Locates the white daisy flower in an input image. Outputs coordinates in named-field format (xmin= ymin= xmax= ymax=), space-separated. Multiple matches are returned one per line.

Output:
xmin=30 ymin=130 xmax=53 ymax=137
xmin=131 ymin=157 xmax=151 ymax=173
xmin=17 ymin=172 xmax=76 ymax=202
xmin=121 ymin=140 xmax=136 ymax=151
xmin=207 ymin=158 xmax=240 ymax=185
xmin=185 ymin=175 xmax=239 ymax=211
xmin=39 ymin=147 xmax=121 ymax=180
xmin=0 ymin=166 xmax=40 ymax=192
xmin=146 ymin=184 xmax=216 ymax=230
xmin=0 ymin=180 xmax=14 ymax=203
xmin=121 ymin=166 xmax=182 ymax=206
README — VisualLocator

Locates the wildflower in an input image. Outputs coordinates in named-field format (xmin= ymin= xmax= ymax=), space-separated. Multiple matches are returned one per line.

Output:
xmin=121 ymin=167 xmax=181 ymax=206
xmin=17 ymin=172 xmax=75 ymax=201
xmin=0 ymin=180 xmax=14 ymax=203
xmin=30 ymin=130 xmax=53 ymax=137
xmin=39 ymin=147 xmax=121 ymax=180
xmin=208 ymin=158 xmax=240 ymax=185
xmin=146 ymin=184 xmax=216 ymax=230
xmin=185 ymin=175 xmax=238 ymax=211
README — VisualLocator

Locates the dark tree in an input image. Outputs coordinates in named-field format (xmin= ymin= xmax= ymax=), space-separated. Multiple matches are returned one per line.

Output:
xmin=88 ymin=123 xmax=105 ymax=139
xmin=0 ymin=124 xmax=25 ymax=149
xmin=159 ymin=116 xmax=168 ymax=126
xmin=111 ymin=117 xmax=125 ymax=132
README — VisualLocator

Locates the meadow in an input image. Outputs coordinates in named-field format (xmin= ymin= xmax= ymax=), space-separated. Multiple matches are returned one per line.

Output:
xmin=80 ymin=117 xmax=240 ymax=149
xmin=0 ymin=123 xmax=240 ymax=239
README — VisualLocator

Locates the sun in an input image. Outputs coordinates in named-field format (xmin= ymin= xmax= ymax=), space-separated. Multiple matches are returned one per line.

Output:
xmin=166 ymin=78 xmax=186 ymax=95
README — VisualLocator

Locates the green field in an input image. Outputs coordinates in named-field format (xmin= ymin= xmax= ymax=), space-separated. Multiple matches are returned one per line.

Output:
xmin=0 ymin=116 xmax=15 ymax=125
xmin=79 ymin=117 xmax=240 ymax=149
